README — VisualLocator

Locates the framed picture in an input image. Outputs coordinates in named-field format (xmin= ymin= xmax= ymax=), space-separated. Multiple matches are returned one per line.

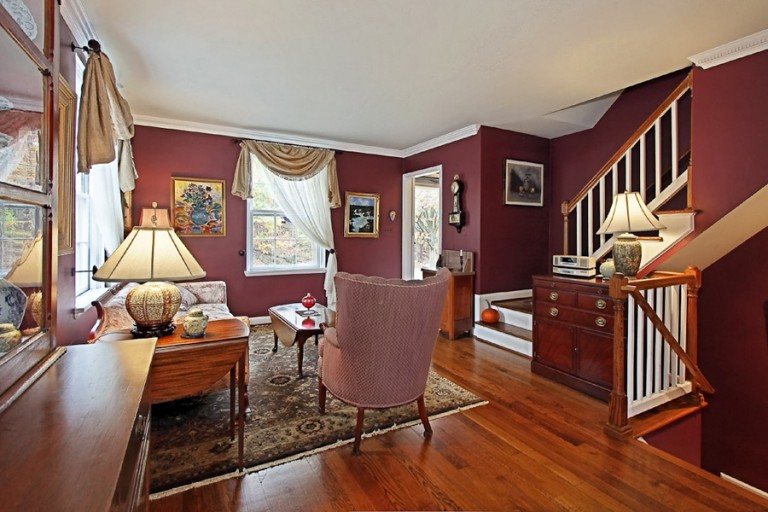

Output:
xmin=505 ymin=159 xmax=544 ymax=207
xmin=171 ymin=177 xmax=226 ymax=236
xmin=344 ymin=191 xmax=380 ymax=238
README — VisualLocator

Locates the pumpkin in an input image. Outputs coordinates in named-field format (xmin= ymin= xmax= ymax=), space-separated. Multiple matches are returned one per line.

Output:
xmin=481 ymin=300 xmax=500 ymax=323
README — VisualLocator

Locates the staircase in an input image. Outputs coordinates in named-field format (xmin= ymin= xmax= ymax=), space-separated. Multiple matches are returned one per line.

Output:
xmin=473 ymin=294 xmax=533 ymax=357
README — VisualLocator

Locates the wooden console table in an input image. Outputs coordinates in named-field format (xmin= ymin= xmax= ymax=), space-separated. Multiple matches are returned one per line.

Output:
xmin=423 ymin=269 xmax=475 ymax=340
xmin=0 ymin=339 xmax=156 ymax=511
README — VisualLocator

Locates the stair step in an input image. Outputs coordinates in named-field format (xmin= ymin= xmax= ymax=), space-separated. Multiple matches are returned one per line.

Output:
xmin=476 ymin=321 xmax=532 ymax=342
xmin=630 ymin=393 xmax=708 ymax=438
xmin=492 ymin=297 xmax=533 ymax=314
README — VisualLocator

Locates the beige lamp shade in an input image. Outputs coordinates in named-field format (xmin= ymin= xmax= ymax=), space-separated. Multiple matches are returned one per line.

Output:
xmin=138 ymin=206 xmax=171 ymax=228
xmin=597 ymin=191 xmax=666 ymax=235
xmin=93 ymin=225 xmax=205 ymax=283
xmin=6 ymin=234 xmax=43 ymax=288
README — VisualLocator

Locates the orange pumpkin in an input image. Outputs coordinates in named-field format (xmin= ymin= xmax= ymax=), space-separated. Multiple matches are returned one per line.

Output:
xmin=481 ymin=301 xmax=500 ymax=323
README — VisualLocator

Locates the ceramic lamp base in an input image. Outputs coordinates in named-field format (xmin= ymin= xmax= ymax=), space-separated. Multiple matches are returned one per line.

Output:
xmin=612 ymin=233 xmax=642 ymax=277
xmin=126 ymin=282 xmax=181 ymax=338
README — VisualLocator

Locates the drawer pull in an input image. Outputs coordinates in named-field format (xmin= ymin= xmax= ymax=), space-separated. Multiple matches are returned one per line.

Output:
xmin=549 ymin=307 xmax=559 ymax=317
xmin=595 ymin=316 xmax=607 ymax=328
xmin=549 ymin=291 xmax=559 ymax=301
xmin=596 ymin=299 xmax=607 ymax=310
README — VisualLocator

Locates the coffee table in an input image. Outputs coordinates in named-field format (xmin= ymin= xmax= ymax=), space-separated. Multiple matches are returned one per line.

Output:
xmin=151 ymin=318 xmax=249 ymax=470
xmin=268 ymin=303 xmax=334 ymax=377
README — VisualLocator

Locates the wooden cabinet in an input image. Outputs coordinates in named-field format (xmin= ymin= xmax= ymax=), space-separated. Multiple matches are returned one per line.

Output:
xmin=0 ymin=339 xmax=156 ymax=511
xmin=532 ymin=275 xmax=615 ymax=401
xmin=423 ymin=270 xmax=474 ymax=340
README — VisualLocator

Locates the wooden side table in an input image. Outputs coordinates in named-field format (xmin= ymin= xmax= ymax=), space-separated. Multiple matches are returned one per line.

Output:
xmin=152 ymin=318 xmax=250 ymax=470
xmin=268 ymin=303 xmax=334 ymax=377
xmin=423 ymin=269 xmax=475 ymax=339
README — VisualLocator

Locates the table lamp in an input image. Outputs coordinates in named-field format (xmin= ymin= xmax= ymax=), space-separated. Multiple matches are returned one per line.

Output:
xmin=6 ymin=234 xmax=43 ymax=327
xmin=93 ymin=203 xmax=206 ymax=337
xmin=596 ymin=191 xmax=665 ymax=277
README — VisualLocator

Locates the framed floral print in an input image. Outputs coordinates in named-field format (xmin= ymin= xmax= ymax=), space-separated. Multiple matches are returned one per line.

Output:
xmin=171 ymin=177 xmax=226 ymax=236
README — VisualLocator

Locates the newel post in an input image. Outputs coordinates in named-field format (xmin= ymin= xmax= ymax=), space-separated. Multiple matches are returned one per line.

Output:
xmin=604 ymin=273 xmax=632 ymax=438
xmin=684 ymin=266 xmax=702 ymax=395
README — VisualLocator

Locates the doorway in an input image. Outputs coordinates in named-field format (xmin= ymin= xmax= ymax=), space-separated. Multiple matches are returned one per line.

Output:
xmin=402 ymin=166 xmax=442 ymax=279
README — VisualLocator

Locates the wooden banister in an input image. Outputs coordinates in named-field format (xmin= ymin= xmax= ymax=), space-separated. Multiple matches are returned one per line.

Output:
xmin=566 ymin=71 xmax=692 ymax=213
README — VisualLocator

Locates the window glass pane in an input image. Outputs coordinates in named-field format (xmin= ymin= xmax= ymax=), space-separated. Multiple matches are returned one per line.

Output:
xmin=252 ymin=214 xmax=275 ymax=239
xmin=275 ymin=216 xmax=294 ymax=239
xmin=251 ymin=238 xmax=275 ymax=267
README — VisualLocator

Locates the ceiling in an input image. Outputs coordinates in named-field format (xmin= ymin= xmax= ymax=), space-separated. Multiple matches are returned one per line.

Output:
xmin=68 ymin=0 xmax=768 ymax=154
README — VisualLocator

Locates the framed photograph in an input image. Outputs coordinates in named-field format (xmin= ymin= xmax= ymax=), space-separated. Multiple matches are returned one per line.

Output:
xmin=505 ymin=159 xmax=544 ymax=207
xmin=344 ymin=191 xmax=380 ymax=238
xmin=171 ymin=177 xmax=226 ymax=236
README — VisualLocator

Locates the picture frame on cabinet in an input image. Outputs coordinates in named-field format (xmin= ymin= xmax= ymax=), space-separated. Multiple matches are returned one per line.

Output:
xmin=505 ymin=159 xmax=544 ymax=207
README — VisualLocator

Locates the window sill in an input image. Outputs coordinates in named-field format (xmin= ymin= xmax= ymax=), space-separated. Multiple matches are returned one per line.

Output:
xmin=244 ymin=267 xmax=326 ymax=277
xmin=73 ymin=285 xmax=121 ymax=317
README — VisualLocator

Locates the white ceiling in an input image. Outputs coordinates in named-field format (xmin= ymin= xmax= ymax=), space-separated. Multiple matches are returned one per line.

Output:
xmin=68 ymin=0 xmax=768 ymax=153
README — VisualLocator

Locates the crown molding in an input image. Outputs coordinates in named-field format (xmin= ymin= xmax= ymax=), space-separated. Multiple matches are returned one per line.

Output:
xmin=688 ymin=29 xmax=768 ymax=69
xmin=401 ymin=124 xmax=481 ymax=157
xmin=132 ymin=115 xmax=403 ymax=157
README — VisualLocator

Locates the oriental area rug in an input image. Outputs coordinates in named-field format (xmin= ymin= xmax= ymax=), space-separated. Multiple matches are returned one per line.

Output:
xmin=149 ymin=325 xmax=485 ymax=495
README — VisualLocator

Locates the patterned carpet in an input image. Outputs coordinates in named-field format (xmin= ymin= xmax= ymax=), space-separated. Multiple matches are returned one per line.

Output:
xmin=149 ymin=325 xmax=484 ymax=493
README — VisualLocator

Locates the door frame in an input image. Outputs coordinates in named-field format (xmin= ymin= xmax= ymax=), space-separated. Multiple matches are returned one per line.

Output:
xmin=402 ymin=165 xmax=442 ymax=279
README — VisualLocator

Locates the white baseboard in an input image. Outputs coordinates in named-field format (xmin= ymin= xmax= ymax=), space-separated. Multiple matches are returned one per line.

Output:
xmin=720 ymin=473 xmax=768 ymax=500
xmin=250 ymin=316 xmax=271 ymax=325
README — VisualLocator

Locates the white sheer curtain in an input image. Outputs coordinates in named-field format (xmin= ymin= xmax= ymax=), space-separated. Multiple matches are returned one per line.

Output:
xmin=252 ymin=155 xmax=338 ymax=307
xmin=89 ymin=158 xmax=124 ymax=261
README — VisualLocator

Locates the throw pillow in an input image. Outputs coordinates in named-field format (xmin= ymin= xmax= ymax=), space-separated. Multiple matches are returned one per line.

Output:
xmin=176 ymin=285 xmax=198 ymax=310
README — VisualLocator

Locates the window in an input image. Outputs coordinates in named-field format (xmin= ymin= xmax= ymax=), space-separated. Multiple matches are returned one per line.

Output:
xmin=246 ymin=162 xmax=324 ymax=275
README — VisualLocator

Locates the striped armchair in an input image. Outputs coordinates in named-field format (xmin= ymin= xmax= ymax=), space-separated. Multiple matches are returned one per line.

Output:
xmin=318 ymin=268 xmax=450 ymax=454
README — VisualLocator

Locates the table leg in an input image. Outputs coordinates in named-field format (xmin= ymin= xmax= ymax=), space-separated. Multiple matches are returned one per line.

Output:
xmin=238 ymin=350 xmax=245 ymax=471
xmin=272 ymin=331 xmax=278 ymax=352
xmin=229 ymin=366 xmax=235 ymax=441
xmin=297 ymin=339 xmax=305 ymax=377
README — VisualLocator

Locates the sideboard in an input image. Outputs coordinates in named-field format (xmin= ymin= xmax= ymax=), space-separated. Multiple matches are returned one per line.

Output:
xmin=532 ymin=275 xmax=615 ymax=401
xmin=423 ymin=269 xmax=475 ymax=340
xmin=0 ymin=338 xmax=156 ymax=511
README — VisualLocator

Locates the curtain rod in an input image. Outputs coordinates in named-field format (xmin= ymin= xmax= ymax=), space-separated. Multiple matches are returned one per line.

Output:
xmin=232 ymin=138 xmax=343 ymax=155
xmin=71 ymin=39 xmax=102 ymax=54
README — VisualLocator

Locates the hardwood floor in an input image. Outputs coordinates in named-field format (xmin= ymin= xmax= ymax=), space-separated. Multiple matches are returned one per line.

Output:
xmin=151 ymin=335 xmax=766 ymax=511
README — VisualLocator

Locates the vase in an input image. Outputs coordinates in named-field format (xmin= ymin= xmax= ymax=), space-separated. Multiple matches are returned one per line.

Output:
xmin=301 ymin=293 xmax=316 ymax=310
xmin=182 ymin=308 xmax=209 ymax=338
xmin=600 ymin=259 xmax=616 ymax=279
xmin=190 ymin=206 xmax=209 ymax=226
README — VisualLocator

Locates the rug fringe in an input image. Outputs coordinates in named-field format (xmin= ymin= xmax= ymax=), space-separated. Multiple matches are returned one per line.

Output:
xmin=149 ymin=399 xmax=489 ymax=500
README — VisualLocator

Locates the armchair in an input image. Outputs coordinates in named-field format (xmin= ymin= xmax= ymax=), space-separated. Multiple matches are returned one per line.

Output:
xmin=318 ymin=268 xmax=450 ymax=454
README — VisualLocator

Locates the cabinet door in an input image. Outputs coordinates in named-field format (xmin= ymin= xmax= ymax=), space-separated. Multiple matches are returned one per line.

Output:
xmin=533 ymin=320 xmax=574 ymax=374
xmin=575 ymin=329 xmax=613 ymax=388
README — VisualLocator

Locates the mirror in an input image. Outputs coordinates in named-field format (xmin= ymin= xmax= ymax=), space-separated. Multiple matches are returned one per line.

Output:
xmin=0 ymin=18 xmax=45 ymax=192
xmin=0 ymin=201 xmax=43 ymax=355
xmin=2 ymin=0 xmax=45 ymax=53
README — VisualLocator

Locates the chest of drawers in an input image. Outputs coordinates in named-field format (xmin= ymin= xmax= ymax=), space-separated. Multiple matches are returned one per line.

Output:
xmin=532 ymin=275 xmax=616 ymax=401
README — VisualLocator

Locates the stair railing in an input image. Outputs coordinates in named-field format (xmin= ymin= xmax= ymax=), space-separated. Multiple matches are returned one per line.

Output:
xmin=604 ymin=266 xmax=713 ymax=438
xmin=562 ymin=72 xmax=693 ymax=260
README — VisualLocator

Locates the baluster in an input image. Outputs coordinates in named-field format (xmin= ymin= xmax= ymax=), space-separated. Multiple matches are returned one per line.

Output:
xmin=627 ymin=295 xmax=636 ymax=402
xmin=654 ymin=289 xmax=663 ymax=394
xmin=636 ymin=294 xmax=646 ymax=401
xmin=678 ymin=284 xmax=688 ymax=385
xmin=671 ymin=101 xmax=679 ymax=180
xmin=599 ymin=176 xmax=606 ymax=248
xmin=624 ymin=150 xmax=632 ymax=191
xmin=587 ymin=190 xmax=594 ymax=255
xmin=639 ymin=133 xmax=647 ymax=201
xmin=612 ymin=163 xmax=619 ymax=198
xmin=654 ymin=119 xmax=662 ymax=199
xmin=663 ymin=286 xmax=673 ymax=391
xmin=575 ymin=201 xmax=582 ymax=256
xmin=645 ymin=289 xmax=654 ymax=398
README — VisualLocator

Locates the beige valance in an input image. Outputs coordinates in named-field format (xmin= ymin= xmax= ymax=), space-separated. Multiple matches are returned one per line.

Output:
xmin=232 ymin=140 xmax=341 ymax=208
xmin=76 ymin=51 xmax=137 ymax=192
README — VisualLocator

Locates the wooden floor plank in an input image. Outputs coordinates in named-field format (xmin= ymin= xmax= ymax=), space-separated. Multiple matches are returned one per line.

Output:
xmin=150 ymin=335 xmax=768 ymax=512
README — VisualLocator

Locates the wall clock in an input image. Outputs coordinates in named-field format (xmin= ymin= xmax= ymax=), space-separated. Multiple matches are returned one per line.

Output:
xmin=448 ymin=174 xmax=465 ymax=233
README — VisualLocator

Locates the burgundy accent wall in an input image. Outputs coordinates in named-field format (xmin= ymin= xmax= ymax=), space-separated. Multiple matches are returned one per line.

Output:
xmin=404 ymin=134 xmax=483 ymax=264
xmin=644 ymin=413 xmax=702 ymax=467
xmin=699 ymin=227 xmax=768 ymax=491
xmin=548 ymin=69 xmax=690 ymax=259
xmin=479 ymin=126 xmax=549 ymax=293
xmin=129 ymin=126 xmax=402 ymax=317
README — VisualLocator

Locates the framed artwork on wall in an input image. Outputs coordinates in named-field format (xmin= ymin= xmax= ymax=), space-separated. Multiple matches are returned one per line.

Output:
xmin=171 ymin=177 xmax=226 ymax=236
xmin=344 ymin=191 xmax=380 ymax=238
xmin=505 ymin=159 xmax=544 ymax=207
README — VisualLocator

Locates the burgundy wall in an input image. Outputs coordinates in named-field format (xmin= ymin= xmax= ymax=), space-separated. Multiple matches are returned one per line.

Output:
xmin=129 ymin=126 xmax=402 ymax=317
xmin=699 ymin=227 xmax=768 ymax=490
xmin=548 ymin=69 xmax=690 ymax=260
xmin=404 ymin=134 xmax=483 ymax=264
xmin=479 ymin=126 xmax=549 ymax=293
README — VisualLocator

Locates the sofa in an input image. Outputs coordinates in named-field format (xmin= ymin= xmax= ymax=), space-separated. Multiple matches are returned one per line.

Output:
xmin=89 ymin=280 xmax=251 ymax=406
